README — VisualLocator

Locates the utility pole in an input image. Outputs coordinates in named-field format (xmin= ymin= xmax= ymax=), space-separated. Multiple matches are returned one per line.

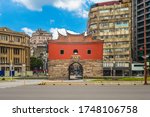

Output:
xmin=143 ymin=0 xmax=148 ymax=85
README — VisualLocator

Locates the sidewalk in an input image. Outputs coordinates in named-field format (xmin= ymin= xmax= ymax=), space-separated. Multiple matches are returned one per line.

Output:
xmin=0 ymin=79 xmax=48 ymax=89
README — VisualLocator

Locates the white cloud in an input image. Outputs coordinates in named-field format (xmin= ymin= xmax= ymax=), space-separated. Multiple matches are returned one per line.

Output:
xmin=21 ymin=27 xmax=34 ymax=36
xmin=21 ymin=27 xmax=79 ymax=39
xmin=12 ymin=0 xmax=119 ymax=18
xmin=12 ymin=0 xmax=48 ymax=11
xmin=12 ymin=0 xmax=89 ymax=18
xmin=88 ymin=0 xmax=119 ymax=3
xmin=12 ymin=0 xmax=85 ymax=11
xmin=53 ymin=0 xmax=84 ymax=11
xmin=76 ymin=9 xmax=89 ymax=18
xmin=50 ymin=28 xmax=79 ymax=40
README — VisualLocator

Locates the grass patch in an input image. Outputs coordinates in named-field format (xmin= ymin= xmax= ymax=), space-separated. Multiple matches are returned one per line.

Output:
xmin=119 ymin=77 xmax=149 ymax=81
xmin=0 ymin=77 xmax=14 ymax=81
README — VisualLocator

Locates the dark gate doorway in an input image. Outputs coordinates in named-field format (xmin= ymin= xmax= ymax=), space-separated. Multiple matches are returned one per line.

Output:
xmin=68 ymin=62 xmax=83 ymax=80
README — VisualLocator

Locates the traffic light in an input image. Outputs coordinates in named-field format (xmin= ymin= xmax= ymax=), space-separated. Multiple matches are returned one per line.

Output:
xmin=139 ymin=47 xmax=144 ymax=56
xmin=138 ymin=47 xmax=144 ymax=61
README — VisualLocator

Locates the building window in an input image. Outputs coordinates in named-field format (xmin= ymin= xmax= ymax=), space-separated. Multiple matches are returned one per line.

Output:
xmin=120 ymin=7 xmax=129 ymax=11
xmin=99 ymin=9 xmax=110 ymax=13
xmin=147 ymin=13 xmax=150 ymax=18
xmin=0 ymin=57 xmax=7 ymax=63
xmin=146 ymin=1 xmax=150 ymax=6
xmin=60 ymin=50 xmax=64 ymax=55
xmin=0 ymin=47 xmax=7 ymax=54
xmin=87 ymin=50 xmax=91 ymax=54
xmin=90 ymin=24 xmax=97 ymax=29
xmin=14 ymin=58 xmax=20 ymax=64
xmin=73 ymin=49 xmax=78 ymax=55
xmin=14 ymin=37 xmax=21 ymax=42
xmin=0 ymin=35 xmax=8 ymax=41
xmin=14 ymin=48 xmax=20 ymax=55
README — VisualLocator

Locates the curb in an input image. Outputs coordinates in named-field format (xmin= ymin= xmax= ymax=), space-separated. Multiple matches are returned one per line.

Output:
xmin=38 ymin=81 xmax=149 ymax=86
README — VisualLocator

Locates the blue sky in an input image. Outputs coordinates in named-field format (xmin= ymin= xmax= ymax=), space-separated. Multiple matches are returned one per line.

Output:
xmin=0 ymin=0 xmax=114 ymax=37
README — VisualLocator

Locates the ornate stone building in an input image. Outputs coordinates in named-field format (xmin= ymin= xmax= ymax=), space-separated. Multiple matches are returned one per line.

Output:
xmin=88 ymin=0 xmax=132 ymax=76
xmin=30 ymin=29 xmax=52 ymax=57
xmin=30 ymin=29 xmax=52 ymax=72
xmin=0 ymin=27 xmax=30 ymax=74
xmin=48 ymin=32 xmax=103 ymax=80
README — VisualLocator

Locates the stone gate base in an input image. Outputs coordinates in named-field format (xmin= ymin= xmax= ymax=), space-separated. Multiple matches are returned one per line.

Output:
xmin=48 ymin=60 xmax=103 ymax=80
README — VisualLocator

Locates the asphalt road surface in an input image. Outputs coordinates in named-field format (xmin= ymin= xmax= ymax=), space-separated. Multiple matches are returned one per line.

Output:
xmin=0 ymin=85 xmax=150 ymax=100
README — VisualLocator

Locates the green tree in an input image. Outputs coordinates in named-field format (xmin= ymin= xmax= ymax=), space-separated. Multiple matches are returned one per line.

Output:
xmin=30 ymin=57 xmax=43 ymax=71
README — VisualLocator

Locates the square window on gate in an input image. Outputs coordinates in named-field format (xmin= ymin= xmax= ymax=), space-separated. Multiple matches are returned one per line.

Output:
xmin=87 ymin=50 xmax=91 ymax=54
xmin=60 ymin=50 xmax=64 ymax=54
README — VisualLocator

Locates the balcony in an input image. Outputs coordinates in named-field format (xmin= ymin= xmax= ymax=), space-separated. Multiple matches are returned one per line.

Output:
xmin=115 ymin=57 xmax=130 ymax=61
xmin=103 ymin=57 xmax=130 ymax=62
xmin=98 ymin=10 xmax=130 ymax=17
xmin=104 ymin=38 xmax=130 ymax=42
xmin=98 ymin=31 xmax=129 ymax=36
xmin=114 ymin=51 xmax=130 ymax=55
xmin=104 ymin=44 xmax=130 ymax=49
xmin=0 ymin=39 xmax=28 ymax=46
xmin=91 ymin=7 xmax=98 ymax=12
xmin=104 ymin=51 xmax=130 ymax=56
xmin=103 ymin=52 xmax=114 ymax=56
xmin=99 ymin=26 xmax=115 ymax=29
xmin=116 ymin=44 xmax=130 ymax=48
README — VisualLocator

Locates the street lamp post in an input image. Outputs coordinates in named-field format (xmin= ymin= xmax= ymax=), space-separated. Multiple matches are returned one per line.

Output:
xmin=113 ymin=61 xmax=115 ymax=79
xmin=144 ymin=59 xmax=147 ymax=85
xmin=142 ymin=55 xmax=149 ymax=85
xmin=109 ymin=43 xmax=116 ymax=77
xmin=4 ymin=61 xmax=6 ymax=78
xmin=10 ymin=62 xmax=13 ymax=80
xmin=22 ymin=64 xmax=26 ymax=85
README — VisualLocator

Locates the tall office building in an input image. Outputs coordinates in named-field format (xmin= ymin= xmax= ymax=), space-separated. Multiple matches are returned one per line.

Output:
xmin=133 ymin=0 xmax=150 ymax=61
xmin=88 ymin=0 xmax=132 ymax=76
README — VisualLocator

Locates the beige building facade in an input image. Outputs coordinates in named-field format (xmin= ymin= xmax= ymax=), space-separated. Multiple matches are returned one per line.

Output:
xmin=0 ymin=27 xmax=30 ymax=73
xmin=88 ymin=0 xmax=132 ymax=76
xmin=30 ymin=29 xmax=52 ymax=57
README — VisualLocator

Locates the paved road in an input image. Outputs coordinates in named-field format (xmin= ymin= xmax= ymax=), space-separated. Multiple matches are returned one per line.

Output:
xmin=0 ymin=85 xmax=150 ymax=100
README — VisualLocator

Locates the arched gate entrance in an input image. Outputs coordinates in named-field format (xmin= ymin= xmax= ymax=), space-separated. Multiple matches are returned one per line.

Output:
xmin=68 ymin=62 xmax=83 ymax=80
